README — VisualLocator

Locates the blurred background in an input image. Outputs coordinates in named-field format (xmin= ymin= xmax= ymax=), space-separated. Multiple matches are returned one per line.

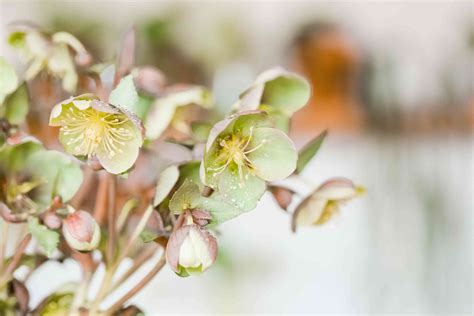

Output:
xmin=1 ymin=1 xmax=472 ymax=314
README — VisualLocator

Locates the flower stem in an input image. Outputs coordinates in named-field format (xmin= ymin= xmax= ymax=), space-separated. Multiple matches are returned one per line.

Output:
xmin=93 ymin=172 xmax=110 ymax=225
xmin=105 ymin=251 xmax=166 ymax=315
xmin=0 ymin=233 xmax=31 ymax=287
xmin=107 ymin=244 xmax=157 ymax=295
xmin=0 ymin=220 xmax=10 ymax=274
xmin=70 ymin=167 xmax=95 ymax=210
xmin=106 ymin=174 xmax=117 ymax=265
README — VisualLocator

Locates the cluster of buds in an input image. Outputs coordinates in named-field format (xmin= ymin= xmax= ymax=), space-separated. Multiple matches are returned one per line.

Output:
xmin=166 ymin=210 xmax=217 ymax=277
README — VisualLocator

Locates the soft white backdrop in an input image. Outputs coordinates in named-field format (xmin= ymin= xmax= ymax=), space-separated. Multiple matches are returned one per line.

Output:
xmin=1 ymin=1 xmax=472 ymax=314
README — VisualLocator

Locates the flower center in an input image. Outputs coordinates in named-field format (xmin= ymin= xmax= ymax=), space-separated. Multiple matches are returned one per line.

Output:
xmin=61 ymin=106 xmax=133 ymax=159
xmin=208 ymin=127 xmax=266 ymax=183
xmin=84 ymin=122 xmax=103 ymax=144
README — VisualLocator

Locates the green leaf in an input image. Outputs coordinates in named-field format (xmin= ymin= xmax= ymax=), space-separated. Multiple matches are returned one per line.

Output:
xmin=0 ymin=138 xmax=42 ymax=174
xmin=28 ymin=217 xmax=59 ymax=258
xmin=1 ymin=142 xmax=82 ymax=215
xmin=153 ymin=165 xmax=179 ymax=207
xmin=0 ymin=57 xmax=19 ymax=104
xmin=27 ymin=150 xmax=83 ymax=209
xmin=247 ymin=127 xmax=297 ymax=181
xmin=108 ymin=74 xmax=139 ymax=112
xmin=296 ymin=130 xmax=327 ymax=174
xmin=4 ymin=82 xmax=29 ymax=124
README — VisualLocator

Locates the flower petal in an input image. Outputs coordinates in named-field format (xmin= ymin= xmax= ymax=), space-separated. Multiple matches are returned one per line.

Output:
xmin=292 ymin=194 xmax=327 ymax=229
xmin=216 ymin=167 xmax=266 ymax=211
xmin=247 ymin=127 xmax=297 ymax=181
xmin=153 ymin=165 xmax=180 ymax=207
xmin=96 ymin=119 xmax=142 ymax=174
xmin=315 ymin=178 xmax=359 ymax=200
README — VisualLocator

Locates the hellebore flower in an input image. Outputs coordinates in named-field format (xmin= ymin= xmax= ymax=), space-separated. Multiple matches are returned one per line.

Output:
xmin=166 ymin=216 xmax=218 ymax=277
xmin=145 ymin=85 xmax=213 ymax=140
xmin=8 ymin=25 xmax=91 ymax=93
xmin=62 ymin=209 xmax=100 ymax=252
xmin=49 ymin=94 xmax=144 ymax=174
xmin=292 ymin=177 xmax=364 ymax=231
xmin=233 ymin=67 xmax=311 ymax=131
xmin=200 ymin=111 xmax=297 ymax=211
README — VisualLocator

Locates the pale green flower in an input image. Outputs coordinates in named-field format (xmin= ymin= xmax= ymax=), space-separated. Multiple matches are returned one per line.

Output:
xmin=233 ymin=67 xmax=311 ymax=131
xmin=200 ymin=111 xmax=297 ymax=211
xmin=145 ymin=85 xmax=213 ymax=139
xmin=49 ymin=94 xmax=144 ymax=174
xmin=8 ymin=26 xmax=90 ymax=93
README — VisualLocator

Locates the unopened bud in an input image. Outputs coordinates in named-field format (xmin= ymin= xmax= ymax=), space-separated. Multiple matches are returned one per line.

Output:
xmin=133 ymin=66 xmax=166 ymax=96
xmin=63 ymin=210 xmax=100 ymax=252
xmin=43 ymin=211 xmax=62 ymax=229
xmin=166 ymin=224 xmax=217 ymax=277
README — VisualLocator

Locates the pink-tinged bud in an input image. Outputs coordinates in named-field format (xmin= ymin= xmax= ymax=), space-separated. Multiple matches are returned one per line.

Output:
xmin=166 ymin=224 xmax=217 ymax=277
xmin=133 ymin=66 xmax=166 ymax=96
xmin=43 ymin=212 xmax=62 ymax=229
xmin=292 ymin=177 xmax=364 ymax=232
xmin=63 ymin=210 xmax=100 ymax=252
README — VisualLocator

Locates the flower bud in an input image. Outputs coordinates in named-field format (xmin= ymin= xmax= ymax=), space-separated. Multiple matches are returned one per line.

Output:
xmin=43 ymin=211 xmax=62 ymax=229
xmin=292 ymin=177 xmax=364 ymax=231
xmin=166 ymin=224 xmax=217 ymax=277
xmin=63 ymin=210 xmax=100 ymax=252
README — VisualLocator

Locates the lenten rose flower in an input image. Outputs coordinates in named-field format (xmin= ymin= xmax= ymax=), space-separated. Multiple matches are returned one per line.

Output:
xmin=200 ymin=110 xmax=297 ymax=211
xmin=49 ymin=94 xmax=144 ymax=174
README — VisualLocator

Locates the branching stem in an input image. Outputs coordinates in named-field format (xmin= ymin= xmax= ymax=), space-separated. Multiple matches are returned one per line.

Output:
xmin=0 ymin=233 xmax=31 ymax=287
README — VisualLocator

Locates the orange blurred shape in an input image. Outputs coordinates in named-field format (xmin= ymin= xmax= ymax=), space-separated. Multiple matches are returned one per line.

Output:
xmin=290 ymin=23 xmax=366 ymax=139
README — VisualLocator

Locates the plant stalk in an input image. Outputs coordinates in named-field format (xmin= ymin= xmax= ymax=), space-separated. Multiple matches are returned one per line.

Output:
xmin=105 ymin=251 xmax=166 ymax=315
